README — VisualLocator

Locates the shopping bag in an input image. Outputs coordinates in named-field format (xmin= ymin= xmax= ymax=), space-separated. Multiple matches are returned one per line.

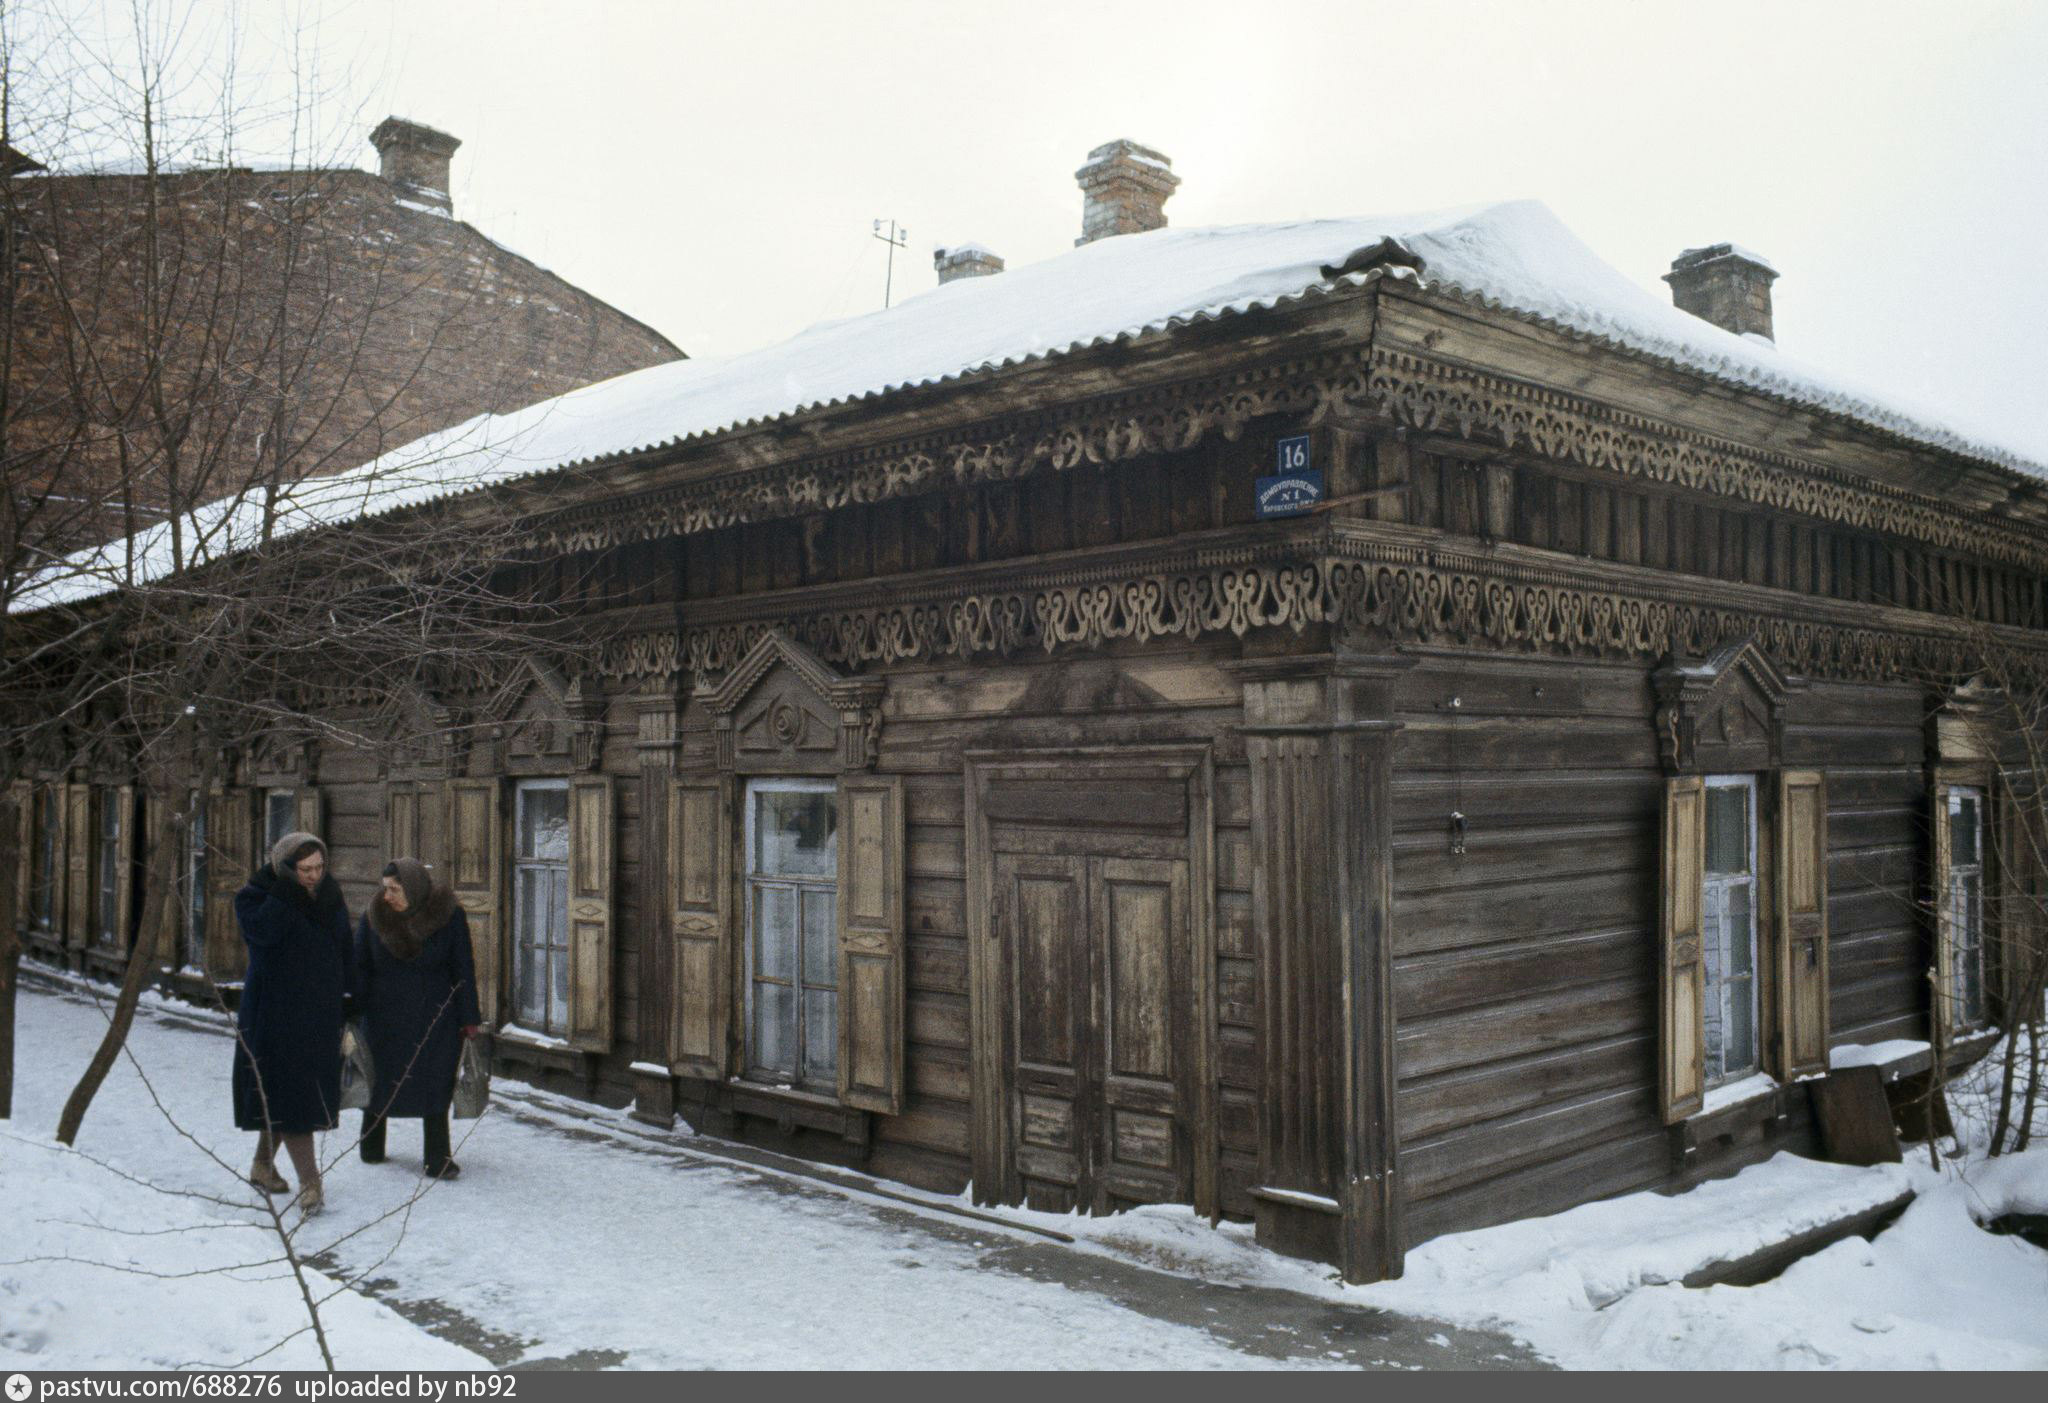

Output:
xmin=339 ymin=1022 xmax=375 ymax=1113
xmin=452 ymin=1036 xmax=491 ymax=1119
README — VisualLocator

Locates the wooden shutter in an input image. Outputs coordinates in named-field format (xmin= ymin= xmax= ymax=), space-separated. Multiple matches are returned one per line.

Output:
xmin=837 ymin=775 xmax=905 ymax=1114
xmin=386 ymin=783 xmax=419 ymax=860
xmin=112 ymin=785 xmax=135 ymax=953
xmin=295 ymin=787 xmax=323 ymax=841
xmin=144 ymin=794 xmax=180 ymax=964
xmin=566 ymin=777 xmax=615 ymax=1052
xmin=1932 ymin=781 xmax=1958 ymax=1045
xmin=1661 ymin=775 xmax=1708 ymax=1122
xmin=416 ymin=781 xmax=449 ymax=872
xmin=8 ymin=781 xmax=29 ymax=932
xmin=63 ymin=783 xmax=92 ymax=949
xmin=1776 ymin=771 xmax=1830 ymax=1076
xmin=204 ymin=788 xmax=253 ymax=982
xmin=668 ymin=775 xmax=732 ymax=1080
xmin=449 ymin=779 xmax=503 ymax=1028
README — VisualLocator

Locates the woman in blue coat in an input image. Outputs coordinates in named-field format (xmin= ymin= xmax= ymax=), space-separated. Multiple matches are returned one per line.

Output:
xmin=233 ymin=832 xmax=352 ymax=1213
xmin=355 ymin=857 xmax=480 ymax=1179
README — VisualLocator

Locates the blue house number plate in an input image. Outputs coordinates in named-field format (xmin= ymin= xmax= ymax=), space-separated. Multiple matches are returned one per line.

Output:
xmin=1256 ymin=434 xmax=1323 ymax=518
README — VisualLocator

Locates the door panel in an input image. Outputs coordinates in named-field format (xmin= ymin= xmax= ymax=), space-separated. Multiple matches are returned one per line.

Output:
xmin=1094 ymin=856 xmax=1189 ymax=1209
xmin=993 ymin=841 xmax=1192 ymax=1214
xmin=997 ymin=852 xmax=1088 ymax=1211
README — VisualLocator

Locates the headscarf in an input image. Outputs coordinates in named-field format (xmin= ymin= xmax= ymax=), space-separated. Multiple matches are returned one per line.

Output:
xmin=270 ymin=831 xmax=327 ymax=880
xmin=385 ymin=857 xmax=434 ymax=913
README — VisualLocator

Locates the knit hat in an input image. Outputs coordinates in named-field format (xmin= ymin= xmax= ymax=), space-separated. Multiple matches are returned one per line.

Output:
xmin=270 ymin=831 xmax=327 ymax=879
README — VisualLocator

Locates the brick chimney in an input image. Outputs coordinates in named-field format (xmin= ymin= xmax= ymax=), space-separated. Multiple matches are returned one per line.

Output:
xmin=934 ymin=244 xmax=1005 ymax=284
xmin=371 ymin=117 xmax=460 ymax=214
xmin=1074 ymin=139 xmax=1180 ymax=246
xmin=1664 ymin=243 xmax=1778 ymax=342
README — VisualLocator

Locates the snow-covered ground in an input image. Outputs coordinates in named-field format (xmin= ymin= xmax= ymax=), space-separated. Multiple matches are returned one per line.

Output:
xmin=5 ymin=975 xmax=2045 ymax=1371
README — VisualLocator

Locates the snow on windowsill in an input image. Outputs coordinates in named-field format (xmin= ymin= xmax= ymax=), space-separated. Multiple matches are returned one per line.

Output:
xmin=1699 ymin=1071 xmax=1779 ymax=1116
xmin=1829 ymin=1039 xmax=1931 ymax=1073
xmin=495 ymin=1023 xmax=574 ymax=1051
xmin=628 ymin=1061 xmax=672 ymax=1079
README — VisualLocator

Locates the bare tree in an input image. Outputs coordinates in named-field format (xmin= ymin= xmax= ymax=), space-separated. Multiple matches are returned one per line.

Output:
xmin=1930 ymin=637 xmax=2048 ymax=1158
xmin=0 ymin=0 xmax=608 ymax=1131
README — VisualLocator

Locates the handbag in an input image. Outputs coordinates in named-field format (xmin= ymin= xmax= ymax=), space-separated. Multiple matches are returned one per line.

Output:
xmin=452 ymin=1036 xmax=491 ymax=1120
xmin=339 ymin=1021 xmax=375 ymax=1113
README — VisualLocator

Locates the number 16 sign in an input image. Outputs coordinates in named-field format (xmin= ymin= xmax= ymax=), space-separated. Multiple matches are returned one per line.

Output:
xmin=1256 ymin=433 xmax=1323 ymax=519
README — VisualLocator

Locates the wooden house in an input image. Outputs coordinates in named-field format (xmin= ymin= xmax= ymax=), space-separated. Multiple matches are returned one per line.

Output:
xmin=15 ymin=140 xmax=2044 ymax=1282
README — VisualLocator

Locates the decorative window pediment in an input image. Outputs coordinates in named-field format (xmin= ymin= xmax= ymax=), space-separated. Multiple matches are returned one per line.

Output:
xmin=703 ymin=630 xmax=883 ymax=774
xmin=1929 ymin=676 xmax=2001 ymax=771
xmin=246 ymin=719 xmax=317 ymax=788
xmin=1652 ymin=634 xmax=1792 ymax=774
xmin=374 ymin=683 xmax=464 ymax=780
xmin=488 ymin=660 xmax=607 ymax=774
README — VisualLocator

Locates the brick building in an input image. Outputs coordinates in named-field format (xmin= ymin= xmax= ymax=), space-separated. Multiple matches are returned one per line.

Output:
xmin=4 ymin=116 xmax=680 ymax=553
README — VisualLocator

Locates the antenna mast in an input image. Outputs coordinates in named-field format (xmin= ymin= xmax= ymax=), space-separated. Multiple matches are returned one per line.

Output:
xmin=872 ymin=218 xmax=909 ymax=308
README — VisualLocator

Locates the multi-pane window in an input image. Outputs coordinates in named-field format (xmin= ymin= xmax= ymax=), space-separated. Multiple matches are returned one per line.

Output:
xmin=744 ymin=779 xmax=838 ymax=1089
xmin=512 ymin=780 xmax=571 ymax=1036
xmin=265 ymin=790 xmax=297 ymax=850
xmin=31 ymin=786 xmax=59 ymax=931
xmin=183 ymin=801 xmax=208 ymax=971
xmin=1946 ymin=787 xmax=1986 ymax=1028
xmin=1702 ymin=775 xmax=1760 ymax=1085
xmin=95 ymin=793 xmax=122 ymax=948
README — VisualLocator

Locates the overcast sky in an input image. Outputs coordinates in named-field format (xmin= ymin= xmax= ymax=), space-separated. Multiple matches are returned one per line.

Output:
xmin=39 ymin=0 xmax=2048 ymax=460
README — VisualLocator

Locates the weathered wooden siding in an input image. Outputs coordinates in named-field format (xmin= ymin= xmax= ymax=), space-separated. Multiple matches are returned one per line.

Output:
xmin=1388 ymin=651 xmax=1934 ymax=1248
xmin=1785 ymin=681 xmax=1929 ymax=1048
xmin=1390 ymin=652 xmax=1668 ymax=1244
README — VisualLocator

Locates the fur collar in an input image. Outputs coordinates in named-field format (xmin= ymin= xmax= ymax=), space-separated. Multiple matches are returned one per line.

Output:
xmin=367 ymin=880 xmax=458 ymax=961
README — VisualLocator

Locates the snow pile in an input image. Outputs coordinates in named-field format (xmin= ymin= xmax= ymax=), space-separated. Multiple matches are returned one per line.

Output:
xmin=1388 ymin=1154 xmax=1910 ymax=1312
xmin=0 ymin=1132 xmax=486 ymax=1371
xmin=22 ymin=200 xmax=2047 ymax=612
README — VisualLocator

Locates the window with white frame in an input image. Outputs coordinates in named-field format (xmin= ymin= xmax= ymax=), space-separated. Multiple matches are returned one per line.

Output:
xmin=95 ymin=793 xmax=122 ymax=948
xmin=744 ymin=778 xmax=838 ymax=1089
xmin=1702 ymin=775 xmax=1760 ymax=1084
xmin=512 ymin=780 xmax=571 ymax=1036
xmin=1945 ymin=786 xmax=1987 ymax=1028
xmin=264 ymin=789 xmax=296 ymax=850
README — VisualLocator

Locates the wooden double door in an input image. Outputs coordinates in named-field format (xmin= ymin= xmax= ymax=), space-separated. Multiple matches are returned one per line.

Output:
xmin=969 ymin=751 xmax=1216 ymax=1218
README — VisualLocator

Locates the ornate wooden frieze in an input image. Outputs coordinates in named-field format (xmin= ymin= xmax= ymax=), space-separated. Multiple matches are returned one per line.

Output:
xmin=1357 ymin=348 xmax=2048 ymax=569
xmin=531 ymin=350 xmax=1360 ymax=557
xmin=517 ymin=321 xmax=2048 ymax=582
xmin=596 ymin=524 xmax=2044 ymax=692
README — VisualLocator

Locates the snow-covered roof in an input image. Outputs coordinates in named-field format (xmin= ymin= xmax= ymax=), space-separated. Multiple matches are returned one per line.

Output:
xmin=21 ymin=199 xmax=2047 ymax=611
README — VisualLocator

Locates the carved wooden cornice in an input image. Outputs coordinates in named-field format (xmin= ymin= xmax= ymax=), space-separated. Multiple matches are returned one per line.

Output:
xmin=529 ymin=350 xmax=1357 ymax=556
xmin=594 ymin=523 xmax=2045 ymax=691
xmin=512 ymin=324 xmax=2048 ymax=588
xmin=1356 ymin=347 xmax=2048 ymax=568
